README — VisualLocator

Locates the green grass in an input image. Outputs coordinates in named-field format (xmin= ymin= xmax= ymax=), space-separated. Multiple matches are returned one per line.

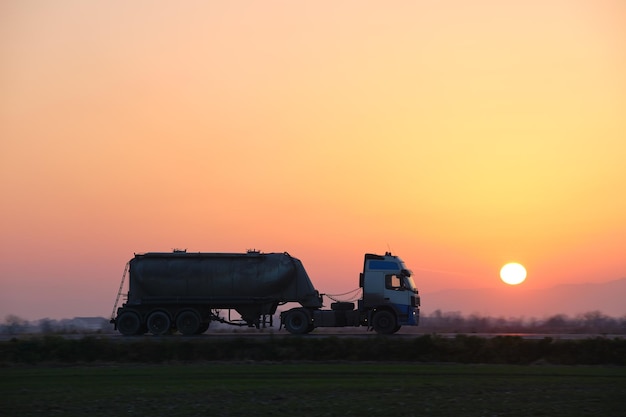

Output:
xmin=2 ymin=363 xmax=625 ymax=416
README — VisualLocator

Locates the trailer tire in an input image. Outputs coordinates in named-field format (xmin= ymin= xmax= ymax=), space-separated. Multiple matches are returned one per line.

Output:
xmin=117 ymin=311 xmax=141 ymax=336
xmin=372 ymin=310 xmax=397 ymax=335
xmin=147 ymin=311 xmax=171 ymax=335
xmin=195 ymin=322 xmax=210 ymax=334
xmin=176 ymin=311 xmax=201 ymax=336
xmin=284 ymin=309 xmax=311 ymax=334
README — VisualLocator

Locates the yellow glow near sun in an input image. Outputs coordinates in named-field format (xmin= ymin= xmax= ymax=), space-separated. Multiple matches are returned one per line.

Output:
xmin=500 ymin=263 xmax=527 ymax=285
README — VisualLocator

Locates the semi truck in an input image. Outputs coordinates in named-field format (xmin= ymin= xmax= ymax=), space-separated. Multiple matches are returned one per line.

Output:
xmin=111 ymin=250 xmax=420 ymax=335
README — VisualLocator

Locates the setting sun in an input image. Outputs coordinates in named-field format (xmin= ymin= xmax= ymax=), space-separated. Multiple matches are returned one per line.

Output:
xmin=500 ymin=263 xmax=527 ymax=285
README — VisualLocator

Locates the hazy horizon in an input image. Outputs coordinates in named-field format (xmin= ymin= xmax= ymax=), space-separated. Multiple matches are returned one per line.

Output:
xmin=2 ymin=2 xmax=625 ymax=321
xmin=3 ymin=275 xmax=625 ymax=322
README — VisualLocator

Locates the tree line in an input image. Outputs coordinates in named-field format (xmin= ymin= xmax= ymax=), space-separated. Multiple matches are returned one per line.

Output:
xmin=419 ymin=310 xmax=626 ymax=334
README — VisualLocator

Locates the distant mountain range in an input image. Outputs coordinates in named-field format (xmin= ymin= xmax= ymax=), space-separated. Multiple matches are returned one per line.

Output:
xmin=421 ymin=278 xmax=626 ymax=318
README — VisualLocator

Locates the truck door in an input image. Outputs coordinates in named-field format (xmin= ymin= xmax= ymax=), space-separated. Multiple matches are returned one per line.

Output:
xmin=383 ymin=274 xmax=411 ymax=308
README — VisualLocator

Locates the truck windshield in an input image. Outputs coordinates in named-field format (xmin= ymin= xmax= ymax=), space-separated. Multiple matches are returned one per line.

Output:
xmin=402 ymin=275 xmax=418 ymax=293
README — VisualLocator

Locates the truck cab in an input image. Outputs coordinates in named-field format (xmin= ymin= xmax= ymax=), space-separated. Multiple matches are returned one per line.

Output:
xmin=360 ymin=253 xmax=420 ymax=333
xmin=281 ymin=252 xmax=420 ymax=334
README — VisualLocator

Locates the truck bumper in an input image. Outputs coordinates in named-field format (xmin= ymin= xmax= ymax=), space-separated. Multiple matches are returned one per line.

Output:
xmin=395 ymin=304 xmax=419 ymax=326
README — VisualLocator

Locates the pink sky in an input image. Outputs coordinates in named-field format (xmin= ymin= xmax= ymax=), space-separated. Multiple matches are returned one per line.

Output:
xmin=1 ymin=1 xmax=625 ymax=320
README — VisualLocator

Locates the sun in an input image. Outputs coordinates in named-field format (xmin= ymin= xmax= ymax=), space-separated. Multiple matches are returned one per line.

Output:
xmin=500 ymin=263 xmax=527 ymax=285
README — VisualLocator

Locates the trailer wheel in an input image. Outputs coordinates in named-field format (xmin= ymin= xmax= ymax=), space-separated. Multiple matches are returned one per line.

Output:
xmin=284 ymin=309 xmax=311 ymax=334
xmin=372 ymin=310 xmax=397 ymax=335
xmin=195 ymin=322 xmax=210 ymax=334
xmin=117 ymin=311 xmax=141 ymax=336
xmin=147 ymin=311 xmax=171 ymax=335
xmin=176 ymin=311 xmax=201 ymax=336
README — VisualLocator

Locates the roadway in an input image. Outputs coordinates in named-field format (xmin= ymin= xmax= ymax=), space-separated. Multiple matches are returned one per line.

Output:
xmin=1 ymin=328 xmax=622 ymax=341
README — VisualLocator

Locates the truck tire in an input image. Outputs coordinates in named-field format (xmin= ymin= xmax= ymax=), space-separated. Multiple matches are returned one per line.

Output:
xmin=117 ymin=311 xmax=141 ymax=336
xmin=176 ymin=311 xmax=201 ymax=336
xmin=284 ymin=309 xmax=311 ymax=334
xmin=147 ymin=311 xmax=171 ymax=335
xmin=372 ymin=310 xmax=398 ymax=335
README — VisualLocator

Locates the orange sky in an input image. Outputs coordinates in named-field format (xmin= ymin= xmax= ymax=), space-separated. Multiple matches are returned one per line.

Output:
xmin=1 ymin=1 xmax=625 ymax=320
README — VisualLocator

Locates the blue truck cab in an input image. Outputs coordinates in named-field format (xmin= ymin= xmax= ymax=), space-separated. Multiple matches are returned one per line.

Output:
xmin=281 ymin=251 xmax=420 ymax=334
xmin=360 ymin=252 xmax=420 ymax=333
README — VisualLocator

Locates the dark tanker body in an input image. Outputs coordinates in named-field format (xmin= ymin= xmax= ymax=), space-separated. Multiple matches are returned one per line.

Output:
xmin=112 ymin=250 xmax=420 ymax=335
xmin=112 ymin=251 xmax=322 ymax=336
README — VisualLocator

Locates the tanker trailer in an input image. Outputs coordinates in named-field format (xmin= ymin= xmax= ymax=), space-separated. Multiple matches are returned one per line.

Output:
xmin=111 ymin=250 xmax=420 ymax=335
xmin=111 ymin=251 xmax=323 ymax=335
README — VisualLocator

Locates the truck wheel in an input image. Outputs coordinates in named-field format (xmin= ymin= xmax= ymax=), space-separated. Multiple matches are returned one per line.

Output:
xmin=147 ymin=311 xmax=171 ymax=335
xmin=284 ymin=309 xmax=311 ymax=334
xmin=372 ymin=311 xmax=397 ymax=335
xmin=117 ymin=311 xmax=141 ymax=336
xmin=176 ymin=311 xmax=201 ymax=336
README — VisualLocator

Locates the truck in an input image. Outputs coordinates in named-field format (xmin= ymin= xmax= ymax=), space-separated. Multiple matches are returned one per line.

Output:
xmin=111 ymin=250 xmax=420 ymax=335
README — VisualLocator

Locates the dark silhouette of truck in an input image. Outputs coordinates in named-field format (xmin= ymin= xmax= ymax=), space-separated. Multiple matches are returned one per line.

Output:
xmin=111 ymin=250 xmax=419 ymax=335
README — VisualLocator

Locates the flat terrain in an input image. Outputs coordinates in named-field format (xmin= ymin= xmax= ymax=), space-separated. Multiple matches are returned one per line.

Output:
xmin=2 ymin=363 xmax=625 ymax=416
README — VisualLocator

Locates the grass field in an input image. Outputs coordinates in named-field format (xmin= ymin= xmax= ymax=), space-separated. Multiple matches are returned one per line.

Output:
xmin=2 ymin=363 xmax=625 ymax=416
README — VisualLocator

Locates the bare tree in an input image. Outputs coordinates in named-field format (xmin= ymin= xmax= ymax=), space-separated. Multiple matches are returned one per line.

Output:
xmin=3 ymin=315 xmax=29 ymax=335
